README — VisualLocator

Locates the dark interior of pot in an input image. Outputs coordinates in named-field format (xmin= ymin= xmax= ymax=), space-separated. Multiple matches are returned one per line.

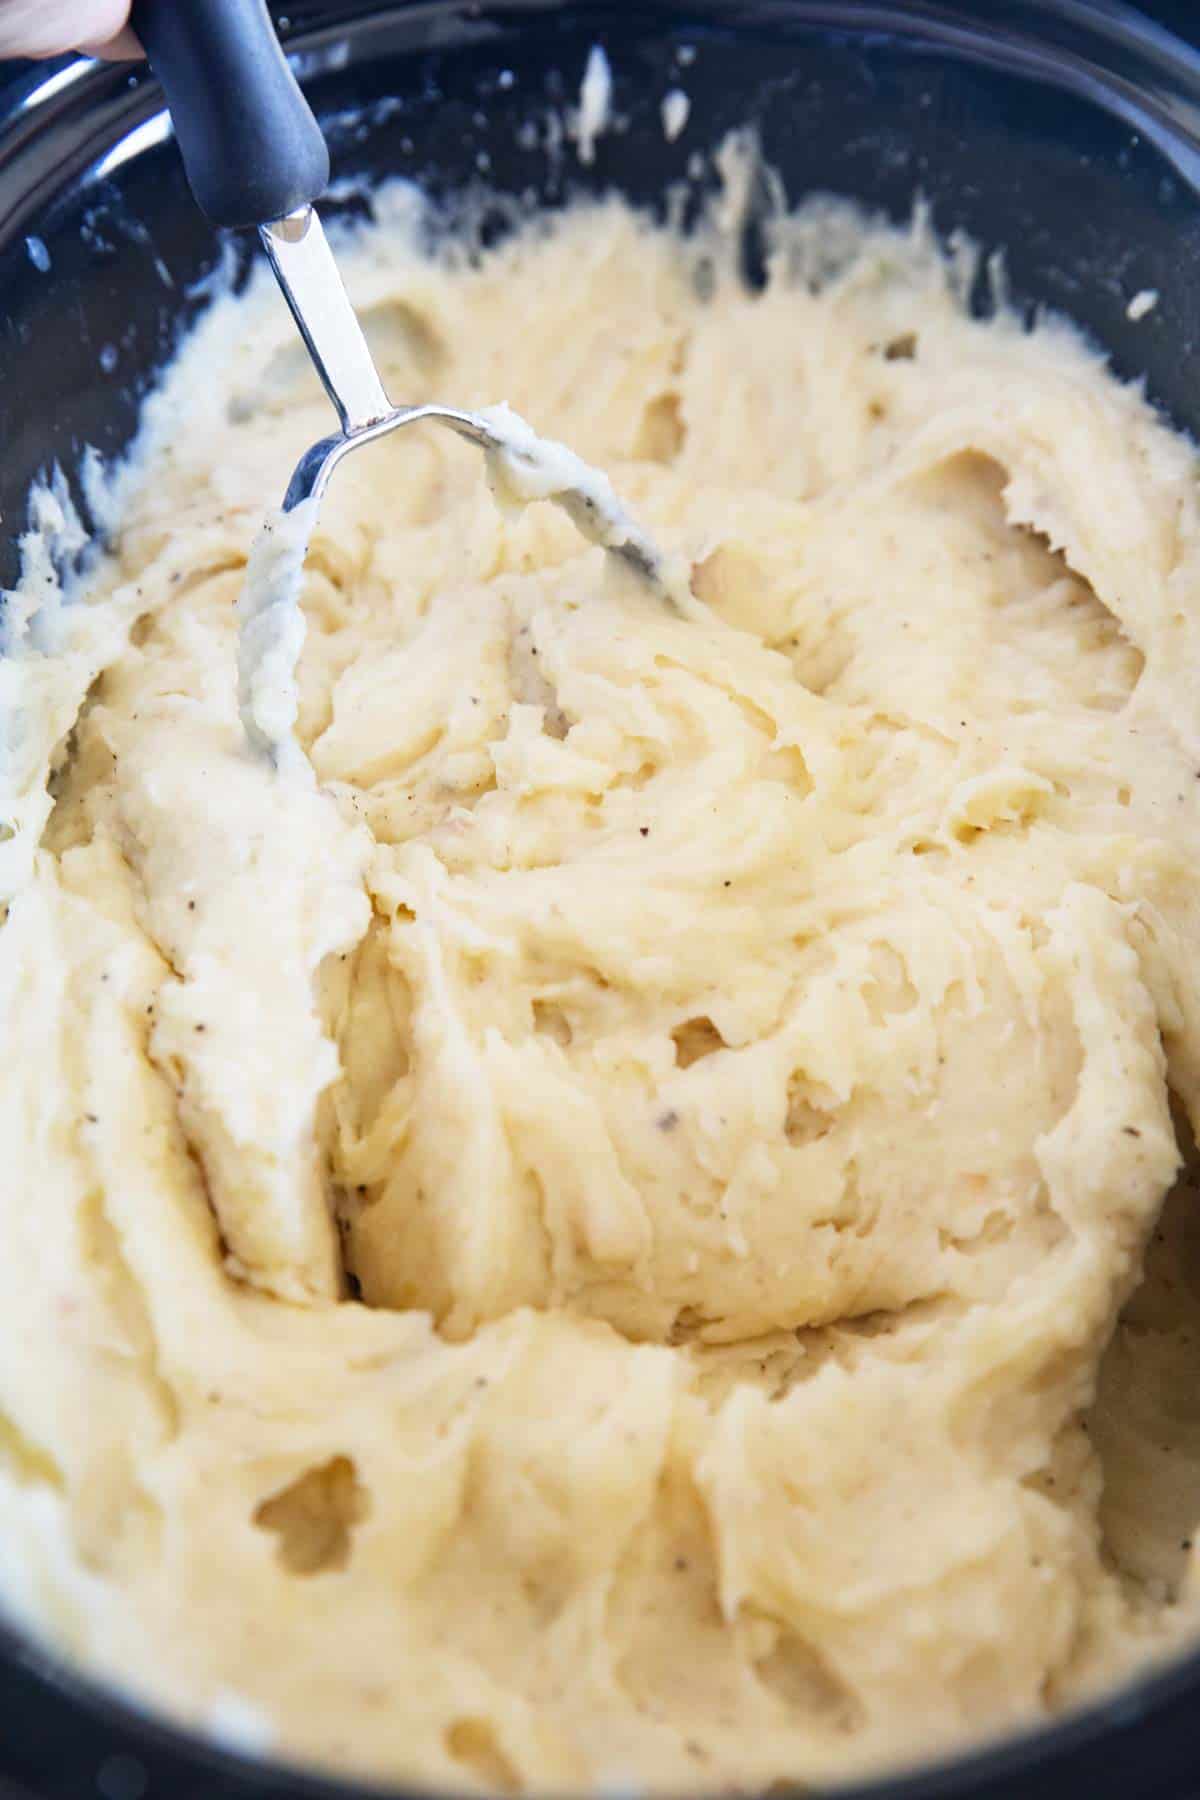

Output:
xmin=3 ymin=4 xmax=1200 ymax=1799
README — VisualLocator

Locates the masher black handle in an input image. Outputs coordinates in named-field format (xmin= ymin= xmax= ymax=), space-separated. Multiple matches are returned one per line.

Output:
xmin=130 ymin=0 xmax=330 ymax=229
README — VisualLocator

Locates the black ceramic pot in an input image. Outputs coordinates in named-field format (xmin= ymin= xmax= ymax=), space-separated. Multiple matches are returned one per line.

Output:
xmin=1 ymin=4 xmax=1200 ymax=1797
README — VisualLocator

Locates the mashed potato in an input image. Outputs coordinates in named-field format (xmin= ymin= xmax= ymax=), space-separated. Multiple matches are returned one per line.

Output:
xmin=2 ymin=168 xmax=1200 ymax=1793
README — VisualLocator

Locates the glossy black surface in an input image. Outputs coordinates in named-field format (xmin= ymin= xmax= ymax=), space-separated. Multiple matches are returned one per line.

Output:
xmin=2 ymin=4 xmax=1200 ymax=1797
xmin=131 ymin=0 xmax=330 ymax=226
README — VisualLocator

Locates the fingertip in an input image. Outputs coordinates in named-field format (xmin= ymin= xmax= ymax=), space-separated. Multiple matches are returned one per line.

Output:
xmin=80 ymin=27 xmax=143 ymax=61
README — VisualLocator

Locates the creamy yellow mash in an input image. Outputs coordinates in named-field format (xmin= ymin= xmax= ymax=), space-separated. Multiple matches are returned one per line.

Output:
xmin=2 ymin=171 xmax=1200 ymax=1794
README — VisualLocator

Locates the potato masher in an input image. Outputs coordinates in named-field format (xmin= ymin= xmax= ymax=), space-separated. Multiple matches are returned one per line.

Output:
xmin=129 ymin=0 xmax=680 ymax=750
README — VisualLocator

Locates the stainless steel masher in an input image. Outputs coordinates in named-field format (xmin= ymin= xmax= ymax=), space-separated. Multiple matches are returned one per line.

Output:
xmin=129 ymin=0 xmax=671 ymax=584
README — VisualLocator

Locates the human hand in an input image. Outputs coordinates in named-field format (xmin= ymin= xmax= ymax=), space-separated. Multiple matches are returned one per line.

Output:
xmin=0 ymin=0 xmax=140 ymax=60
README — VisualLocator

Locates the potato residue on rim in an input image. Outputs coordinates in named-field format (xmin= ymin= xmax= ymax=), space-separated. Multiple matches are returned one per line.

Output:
xmin=2 ymin=167 xmax=1200 ymax=1794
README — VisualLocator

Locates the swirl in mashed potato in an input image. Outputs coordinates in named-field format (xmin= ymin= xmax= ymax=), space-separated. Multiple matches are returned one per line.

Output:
xmin=2 ymin=167 xmax=1200 ymax=1793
